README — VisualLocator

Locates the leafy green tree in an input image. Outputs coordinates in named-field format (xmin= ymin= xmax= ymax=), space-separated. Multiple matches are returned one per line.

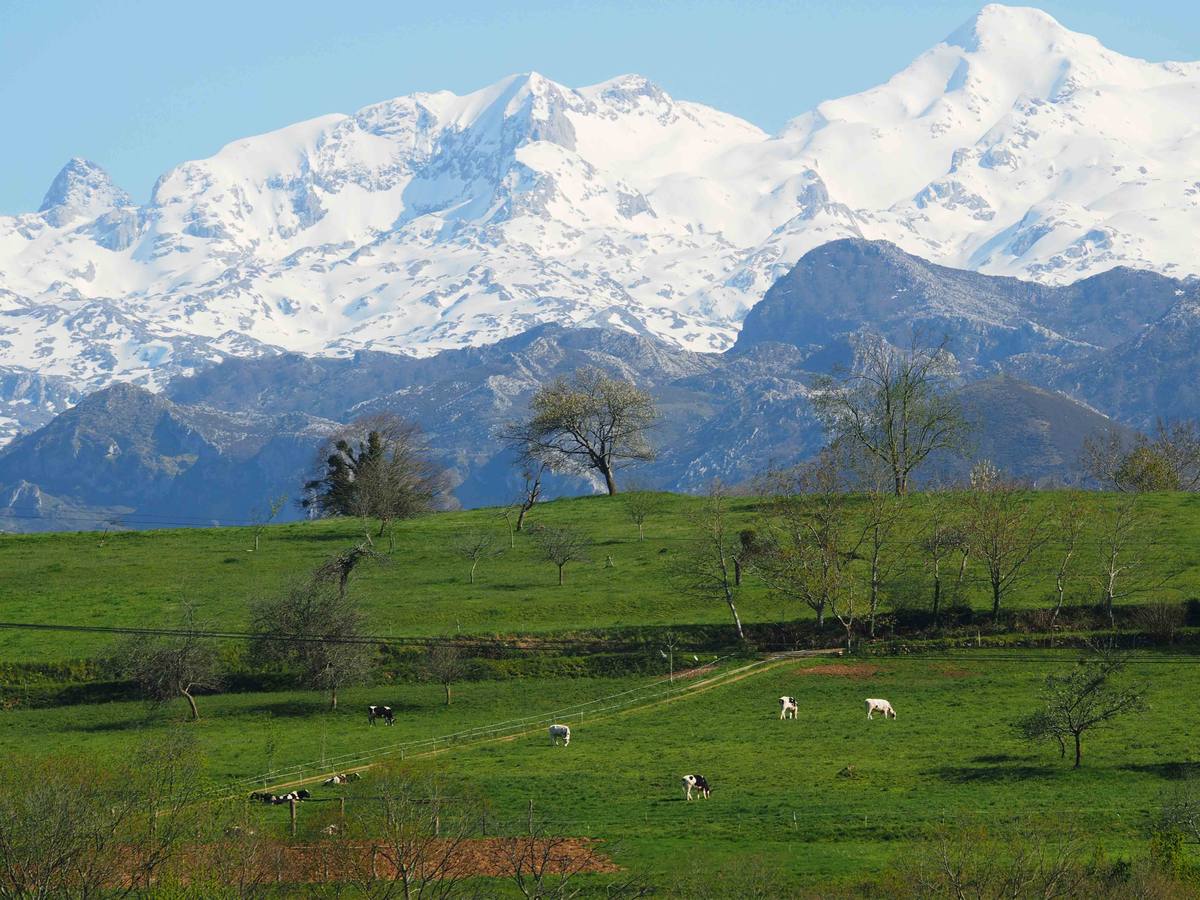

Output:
xmin=304 ymin=414 xmax=448 ymax=540
xmin=502 ymin=367 xmax=658 ymax=496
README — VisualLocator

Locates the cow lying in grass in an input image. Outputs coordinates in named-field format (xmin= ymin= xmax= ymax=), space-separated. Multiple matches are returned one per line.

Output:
xmin=779 ymin=696 xmax=798 ymax=720
xmin=549 ymin=724 xmax=571 ymax=746
xmin=249 ymin=789 xmax=311 ymax=805
xmin=368 ymin=705 xmax=395 ymax=726
xmin=682 ymin=774 xmax=711 ymax=800
xmin=322 ymin=772 xmax=362 ymax=786
xmin=865 ymin=698 xmax=896 ymax=720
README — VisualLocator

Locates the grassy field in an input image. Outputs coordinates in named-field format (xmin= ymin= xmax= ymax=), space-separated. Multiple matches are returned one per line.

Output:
xmin=1 ymin=491 xmax=1198 ymax=664
xmin=0 ymin=651 xmax=1192 ymax=890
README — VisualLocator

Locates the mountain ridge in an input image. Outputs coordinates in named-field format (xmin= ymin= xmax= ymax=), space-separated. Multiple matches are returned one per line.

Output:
xmin=0 ymin=4 xmax=1197 ymax=443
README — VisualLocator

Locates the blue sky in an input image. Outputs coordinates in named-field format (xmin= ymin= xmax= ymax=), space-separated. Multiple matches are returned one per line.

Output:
xmin=1 ymin=1 xmax=1196 ymax=215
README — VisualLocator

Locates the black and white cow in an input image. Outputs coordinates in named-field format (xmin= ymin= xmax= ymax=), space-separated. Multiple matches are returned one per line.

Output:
xmin=323 ymin=772 xmax=362 ymax=786
xmin=251 ymin=789 xmax=311 ymax=805
xmin=368 ymin=705 xmax=395 ymax=726
xmin=779 ymin=696 xmax=798 ymax=720
xmin=682 ymin=774 xmax=711 ymax=801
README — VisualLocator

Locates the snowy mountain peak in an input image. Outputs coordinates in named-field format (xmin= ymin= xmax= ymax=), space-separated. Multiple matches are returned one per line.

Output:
xmin=38 ymin=158 xmax=131 ymax=226
xmin=0 ymin=7 xmax=1198 ymax=445
xmin=947 ymin=4 xmax=1075 ymax=51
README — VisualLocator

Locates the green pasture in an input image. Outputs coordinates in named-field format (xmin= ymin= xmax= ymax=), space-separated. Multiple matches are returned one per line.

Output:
xmin=1 ymin=491 xmax=1198 ymax=664
xmin=0 ymin=652 xmax=1194 ymax=889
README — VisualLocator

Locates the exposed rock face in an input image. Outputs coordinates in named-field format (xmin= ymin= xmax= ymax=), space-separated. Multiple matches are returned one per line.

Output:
xmin=1 ymin=6 xmax=1198 ymax=443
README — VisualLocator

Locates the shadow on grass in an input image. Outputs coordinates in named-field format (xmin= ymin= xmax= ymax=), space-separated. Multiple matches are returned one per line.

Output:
xmin=1120 ymin=761 xmax=1200 ymax=780
xmin=931 ymin=763 xmax=1060 ymax=783
xmin=73 ymin=716 xmax=161 ymax=733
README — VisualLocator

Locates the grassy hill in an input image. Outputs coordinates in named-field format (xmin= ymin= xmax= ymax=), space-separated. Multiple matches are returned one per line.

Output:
xmin=2 ymin=490 xmax=1199 ymax=664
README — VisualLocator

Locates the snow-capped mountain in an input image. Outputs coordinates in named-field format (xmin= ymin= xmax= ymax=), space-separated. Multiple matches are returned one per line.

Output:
xmin=0 ymin=4 xmax=1198 ymax=442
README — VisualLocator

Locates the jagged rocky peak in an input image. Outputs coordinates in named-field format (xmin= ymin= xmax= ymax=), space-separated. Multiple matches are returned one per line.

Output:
xmin=38 ymin=158 xmax=132 ymax=226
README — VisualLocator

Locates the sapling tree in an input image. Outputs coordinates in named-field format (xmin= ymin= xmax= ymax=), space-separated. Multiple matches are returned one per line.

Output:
xmin=453 ymin=530 xmax=501 ymax=584
xmin=1016 ymin=648 xmax=1147 ymax=768
xmin=531 ymin=525 xmax=591 ymax=586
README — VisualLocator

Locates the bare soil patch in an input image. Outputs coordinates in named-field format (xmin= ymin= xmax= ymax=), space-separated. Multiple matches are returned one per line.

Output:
xmin=794 ymin=663 xmax=882 ymax=679
xmin=133 ymin=837 xmax=616 ymax=886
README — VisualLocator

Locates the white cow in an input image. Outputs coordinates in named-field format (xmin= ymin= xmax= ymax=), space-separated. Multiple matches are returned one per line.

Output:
xmin=548 ymin=724 xmax=571 ymax=746
xmin=778 ymin=696 xmax=798 ymax=720
xmin=865 ymin=698 xmax=896 ymax=720
xmin=681 ymin=774 xmax=711 ymax=800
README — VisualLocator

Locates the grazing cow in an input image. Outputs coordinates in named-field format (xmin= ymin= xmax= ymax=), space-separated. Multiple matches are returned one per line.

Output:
xmin=779 ymin=696 xmax=798 ymax=720
xmin=323 ymin=772 xmax=362 ymax=786
xmin=321 ymin=824 xmax=342 ymax=836
xmin=682 ymin=774 xmax=711 ymax=801
xmin=865 ymin=698 xmax=896 ymax=720
xmin=224 ymin=825 xmax=257 ymax=837
xmin=249 ymin=791 xmax=272 ymax=804
xmin=368 ymin=705 xmax=395 ymax=726
xmin=548 ymin=724 xmax=571 ymax=746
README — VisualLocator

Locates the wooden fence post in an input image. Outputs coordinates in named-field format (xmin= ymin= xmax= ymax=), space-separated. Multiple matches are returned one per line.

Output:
xmin=290 ymin=798 xmax=298 ymax=837
xmin=528 ymin=799 xmax=534 ymax=835
xmin=339 ymin=796 xmax=346 ymax=818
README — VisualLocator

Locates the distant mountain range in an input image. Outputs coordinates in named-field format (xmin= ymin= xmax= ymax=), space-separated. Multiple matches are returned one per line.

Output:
xmin=3 ymin=237 xmax=1190 ymax=530
xmin=0 ymin=4 xmax=1197 ymax=452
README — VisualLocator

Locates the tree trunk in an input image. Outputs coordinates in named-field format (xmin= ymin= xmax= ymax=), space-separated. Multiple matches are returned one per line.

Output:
xmin=444 ymin=683 xmax=451 ymax=706
xmin=470 ymin=560 xmax=478 ymax=584
xmin=816 ymin=604 xmax=825 ymax=627
xmin=991 ymin=576 xmax=1002 ymax=623
xmin=254 ymin=532 xmax=261 ymax=552
xmin=733 ymin=558 xmax=742 ymax=586
xmin=183 ymin=688 xmax=199 ymax=721
xmin=1074 ymin=733 xmax=1082 ymax=768
xmin=516 ymin=505 xmax=528 ymax=532
xmin=931 ymin=563 xmax=942 ymax=626
xmin=601 ymin=464 xmax=618 ymax=496
xmin=558 ymin=565 xmax=564 ymax=586
xmin=638 ymin=523 xmax=645 ymax=541
xmin=725 ymin=590 xmax=744 ymax=640
xmin=330 ymin=687 xmax=338 ymax=711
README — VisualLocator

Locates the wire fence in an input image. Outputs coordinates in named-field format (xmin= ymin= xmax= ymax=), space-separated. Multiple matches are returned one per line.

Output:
xmin=213 ymin=654 xmax=767 ymax=799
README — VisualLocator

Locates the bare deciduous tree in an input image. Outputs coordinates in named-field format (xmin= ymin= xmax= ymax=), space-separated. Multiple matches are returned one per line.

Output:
xmin=453 ymin=531 xmax=501 ymax=584
xmin=0 ymin=736 xmax=204 ymax=899
xmin=346 ymin=770 xmax=480 ymax=899
xmin=116 ymin=606 xmax=222 ymax=721
xmin=961 ymin=462 xmax=1048 ymax=623
xmin=250 ymin=570 xmax=373 ymax=710
xmin=502 ymin=367 xmax=658 ymax=496
xmin=249 ymin=494 xmax=288 ymax=552
xmin=425 ymin=643 xmax=466 ymax=706
xmin=918 ymin=490 xmax=967 ymax=626
xmin=1092 ymin=497 xmax=1174 ymax=628
xmin=755 ymin=453 xmax=854 ymax=629
xmin=622 ymin=489 xmax=663 ymax=541
xmin=855 ymin=463 xmax=905 ymax=637
xmin=811 ymin=334 xmax=968 ymax=496
xmin=1082 ymin=420 xmax=1200 ymax=493
xmin=530 ymin=526 xmax=592 ymax=586
xmin=897 ymin=820 xmax=1091 ymax=898
xmin=498 ymin=815 xmax=646 ymax=900
xmin=1049 ymin=492 xmax=1089 ymax=624
xmin=1016 ymin=648 xmax=1147 ymax=768
xmin=673 ymin=482 xmax=746 ymax=640
xmin=515 ymin=464 xmax=545 ymax=532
